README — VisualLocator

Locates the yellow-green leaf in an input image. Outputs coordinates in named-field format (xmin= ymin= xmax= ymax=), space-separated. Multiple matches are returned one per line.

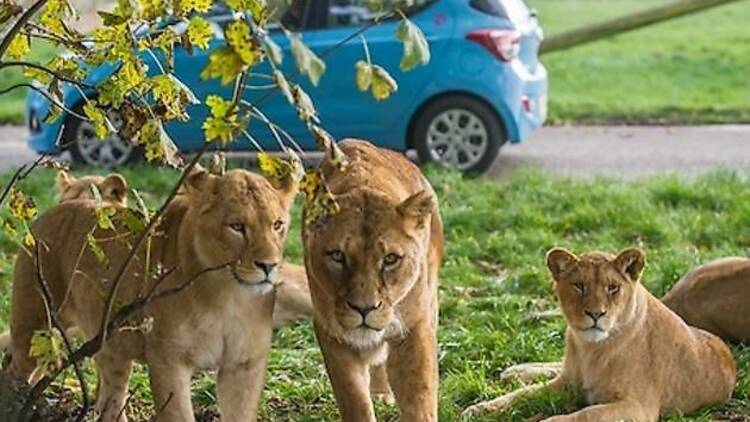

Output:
xmin=187 ymin=16 xmax=213 ymax=49
xmin=205 ymin=94 xmax=232 ymax=118
xmin=396 ymin=17 xmax=430 ymax=71
xmin=301 ymin=169 xmax=340 ymax=225
xmin=311 ymin=125 xmax=348 ymax=172
xmin=0 ymin=1 xmax=23 ymax=26
xmin=140 ymin=119 xmax=183 ymax=167
xmin=225 ymin=19 xmax=261 ymax=65
xmin=9 ymin=188 xmax=37 ymax=221
xmin=354 ymin=60 xmax=372 ymax=91
xmin=286 ymin=30 xmax=326 ymax=86
xmin=370 ymin=65 xmax=398 ymax=101
xmin=258 ymin=152 xmax=295 ymax=183
xmin=7 ymin=34 xmax=30 ymax=60
xmin=200 ymin=46 xmax=245 ymax=85
xmin=29 ymin=330 xmax=65 ymax=376
xmin=180 ymin=0 xmax=211 ymax=14
xmin=86 ymin=233 xmax=109 ymax=267
xmin=83 ymin=102 xmax=110 ymax=139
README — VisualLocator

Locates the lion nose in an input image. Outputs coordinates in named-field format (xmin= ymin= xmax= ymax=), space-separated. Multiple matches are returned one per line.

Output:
xmin=584 ymin=310 xmax=607 ymax=322
xmin=347 ymin=301 xmax=382 ymax=318
xmin=254 ymin=261 xmax=278 ymax=275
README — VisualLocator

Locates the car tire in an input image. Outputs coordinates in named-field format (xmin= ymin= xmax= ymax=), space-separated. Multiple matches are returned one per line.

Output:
xmin=412 ymin=95 xmax=506 ymax=174
xmin=64 ymin=104 xmax=142 ymax=168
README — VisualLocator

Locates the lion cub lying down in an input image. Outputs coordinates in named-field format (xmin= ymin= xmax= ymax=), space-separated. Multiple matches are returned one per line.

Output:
xmin=662 ymin=257 xmax=750 ymax=343
xmin=464 ymin=248 xmax=737 ymax=421
xmin=8 ymin=167 xmax=297 ymax=422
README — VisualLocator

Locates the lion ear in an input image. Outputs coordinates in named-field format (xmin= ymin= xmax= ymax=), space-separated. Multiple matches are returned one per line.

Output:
xmin=56 ymin=170 xmax=75 ymax=192
xmin=100 ymin=173 xmax=128 ymax=205
xmin=546 ymin=247 xmax=579 ymax=282
xmin=183 ymin=164 xmax=218 ymax=198
xmin=269 ymin=173 xmax=298 ymax=210
xmin=397 ymin=190 xmax=435 ymax=229
xmin=614 ymin=248 xmax=646 ymax=283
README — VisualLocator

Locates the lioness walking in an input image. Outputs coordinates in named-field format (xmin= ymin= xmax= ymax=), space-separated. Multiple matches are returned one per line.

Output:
xmin=8 ymin=167 xmax=296 ymax=422
xmin=464 ymin=248 xmax=736 ymax=421
xmin=303 ymin=140 xmax=443 ymax=422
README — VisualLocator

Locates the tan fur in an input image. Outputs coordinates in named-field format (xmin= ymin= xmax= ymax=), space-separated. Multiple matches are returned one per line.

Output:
xmin=662 ymin=257 xmax=750 ymax=343
xmin=56 ymin=170 xmax=129 ymax=206
xmin=464 ymin=248 xmax=737 ymax=421
xmin=303 ymin=140 xmax=443 ymax=421
xmin=8 ymin=167 xmax=296 ymax=422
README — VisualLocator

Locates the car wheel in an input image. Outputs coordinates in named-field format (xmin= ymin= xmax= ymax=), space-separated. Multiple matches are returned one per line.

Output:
xmin=412 ymin=95 xmax=505 ymax=174
xmin=65 ymin=107 xmax=140 ymax=168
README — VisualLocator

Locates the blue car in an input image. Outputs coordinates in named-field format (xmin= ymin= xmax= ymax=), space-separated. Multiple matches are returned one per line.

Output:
xmin=26 ymin=0 xmax=547 ymax=173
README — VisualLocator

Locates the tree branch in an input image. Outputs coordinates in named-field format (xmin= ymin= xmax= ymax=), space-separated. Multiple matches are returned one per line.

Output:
xmin=0 ymin=83 xmax=88 ymax=121
xmin=0 ymin=0 xmax=50 ymax=58
xmin=30 ymin=238 xmax=90 ymax=422
xmin=0 ymin=61 xmax=94 ymax=88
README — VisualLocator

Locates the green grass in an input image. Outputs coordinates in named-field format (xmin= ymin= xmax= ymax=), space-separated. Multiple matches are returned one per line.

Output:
xmin=0 ymin=166 xmax=749 ymax=420
xmin=529 ymin=0 xmax=750 ymax=124
xmin=0 ymin=41 xmax=57 ymax=125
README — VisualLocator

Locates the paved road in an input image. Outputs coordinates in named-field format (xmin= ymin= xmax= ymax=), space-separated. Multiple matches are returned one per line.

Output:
xmin=2 ymin=125 xmax=749 ymax=178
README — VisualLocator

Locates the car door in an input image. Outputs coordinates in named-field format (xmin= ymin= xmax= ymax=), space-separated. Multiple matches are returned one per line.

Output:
xmin=298 ymin=0 xmax=453 ymax=149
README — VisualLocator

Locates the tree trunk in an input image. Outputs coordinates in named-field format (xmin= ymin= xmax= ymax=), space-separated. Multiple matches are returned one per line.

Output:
xmin=0 ymin=370 xmax=50 ymax=422
xmin=540 ymin=0 xmax=745 ymax=54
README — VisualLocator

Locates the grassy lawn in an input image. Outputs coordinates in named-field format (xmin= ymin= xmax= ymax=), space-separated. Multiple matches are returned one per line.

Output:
xmin=529 ymin=0 xmax=750 ymax=124
xmin=0 ymin=41 xmax=57 ymax=125
xmin=0 ymin=165 xmax=748 ymax=420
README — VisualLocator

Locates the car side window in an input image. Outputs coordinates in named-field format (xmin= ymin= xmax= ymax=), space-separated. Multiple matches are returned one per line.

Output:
xmin=313 ymin=0 xmax=436 ymax=29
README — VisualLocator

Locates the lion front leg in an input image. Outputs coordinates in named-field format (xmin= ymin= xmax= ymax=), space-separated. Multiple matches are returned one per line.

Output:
xmin=315 ymin=324 xmax=375 ymax=422
xmin=387 ymin=320 xmax=438 ymax=422
xmin=216 ymin=357 xmax=269 ymax=422
xmin=541 ymin=399 xmax=658 ymax=422
xmin=148 ymin=360 xmax=195 ymax=422
xmin=462 ymin=376 xmax=565 ymax=418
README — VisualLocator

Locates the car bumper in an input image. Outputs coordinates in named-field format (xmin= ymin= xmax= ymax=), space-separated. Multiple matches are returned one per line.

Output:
xmin=509 ymin=60 xmax=548 ymax=143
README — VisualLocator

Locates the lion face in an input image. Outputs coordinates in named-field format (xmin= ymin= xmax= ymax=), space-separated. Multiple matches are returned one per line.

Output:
xmin=182 ymin=167 xmax=297 ymax=295
xmin=56 ymin=170 xmax=128 ymax=206
xmin=304 ymin=188 xmax=435 ymax=349
xmin=547 ymin=248 xmax=646 ymax=343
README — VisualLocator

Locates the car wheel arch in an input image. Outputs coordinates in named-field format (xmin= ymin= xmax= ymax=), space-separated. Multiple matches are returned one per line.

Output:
xmin=405 ymin=90 xmax=515 ymax=149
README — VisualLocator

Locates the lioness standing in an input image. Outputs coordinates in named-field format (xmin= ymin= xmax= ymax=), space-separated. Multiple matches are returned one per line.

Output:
xmin=464 ymin=248 xmax=736 ymax=421
xmin=303 ymin=140 xmax=443 ymax=421
xmin=8 ymin=167 xmax=296 ymax=422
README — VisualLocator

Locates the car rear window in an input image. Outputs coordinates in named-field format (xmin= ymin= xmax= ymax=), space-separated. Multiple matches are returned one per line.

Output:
xmin=469 ymin=0 xmax=529 ymax=24
xmin=317 ymin=0 xmax=437 ymax=29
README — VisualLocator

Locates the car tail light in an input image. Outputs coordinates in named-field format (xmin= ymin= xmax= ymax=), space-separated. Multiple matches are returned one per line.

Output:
xmin=466 ymin=29 xmax=520 ymax=61
xmin=522 ymin=95 xmax=532 ymax=113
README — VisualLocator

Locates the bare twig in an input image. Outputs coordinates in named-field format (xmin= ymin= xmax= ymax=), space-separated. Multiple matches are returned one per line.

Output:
xmin=0 ymin=154 xmax=48 ymax=210
xmin=0 ymin=62 xmax=94 ymax=88
xmin=0 ymin=83 xmax=89 ymax=121
xmin=31 ymin=238 xmax=90 ymax=422
xmin=0 ymin=0 xmax=50 ymax=58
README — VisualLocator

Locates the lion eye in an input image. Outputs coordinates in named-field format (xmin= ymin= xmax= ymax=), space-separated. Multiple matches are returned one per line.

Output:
xmin=607 ymin=284 xmax=620 ymax=295
xmin=327 ymin=249 xmax=345 ymax=264
xmin=382 ymin=253 xmax=402 ymax=268
xmin=273 ymin=219 xmax=284 ymax=232
xmin=229 ymin=223 xmax=244 ymax=233
xmin=573 ymin=283 xmax=585 ymax=295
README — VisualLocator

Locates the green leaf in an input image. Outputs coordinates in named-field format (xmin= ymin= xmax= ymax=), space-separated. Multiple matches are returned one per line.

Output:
xmin=370 ymin=64 xmax=398 ymax=101
xmin=286 ymin=30 xmax=326 ymax=86
xmin=7 ymin=34 xmax=29 ymax=60
xmin=226 ymin=19 xmax=262 ymax=65
xmin=83 ymin=102 xmax=111 ymax=139
xmin=355 ymin=60 xmax=372 ymax=91
xmin=29 ymin=330 xmax=65 ymax=376
xmin=86 ymin=233 xmax=109 ymax=267
xmin=396 ymin=17 xmax=430 ymax=71
xmin=187 ymin=16 xmax=213 ymax=49
xmin=200 ymin=46 xmax=245 ymax=85
xmin=180 ymin=0 xmax=211 ymax=14
xmin=140 ymin=119 xmax=183 ymax=167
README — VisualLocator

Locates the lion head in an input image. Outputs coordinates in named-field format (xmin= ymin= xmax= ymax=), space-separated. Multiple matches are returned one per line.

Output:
xmin=547 ymin=247 xmax=646 ymax=343
xmin=304 ymin=187 xmax=435 ymax=349
xmin=179 ymin=166 xmax=297 ymax=295
xmin=56 ymin=170 xmax=128 ymax=205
